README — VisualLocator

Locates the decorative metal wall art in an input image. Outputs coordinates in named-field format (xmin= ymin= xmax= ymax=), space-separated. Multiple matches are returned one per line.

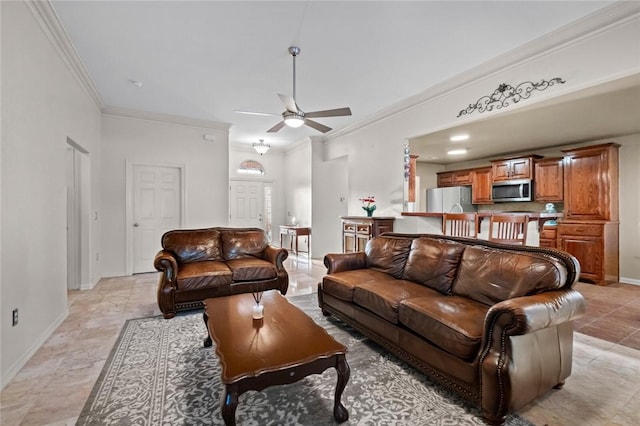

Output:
xmin=457 ymin=78 xmax=565 ymax=118
xmin=403 ymin=141 xmax=411 ymax=181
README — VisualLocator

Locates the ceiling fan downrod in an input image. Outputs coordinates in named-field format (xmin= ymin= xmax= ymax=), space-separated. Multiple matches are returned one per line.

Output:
xmin=289 ymin=46 xmax=300 ymax=102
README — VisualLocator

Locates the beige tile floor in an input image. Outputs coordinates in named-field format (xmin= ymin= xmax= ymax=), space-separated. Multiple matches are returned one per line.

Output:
xmin=0 ymin=255 xmax=639 ymax=426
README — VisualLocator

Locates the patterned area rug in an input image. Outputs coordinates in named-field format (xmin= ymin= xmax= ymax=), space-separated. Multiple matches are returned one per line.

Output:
xmin=78 ymin=294 xmax=533 ymax=425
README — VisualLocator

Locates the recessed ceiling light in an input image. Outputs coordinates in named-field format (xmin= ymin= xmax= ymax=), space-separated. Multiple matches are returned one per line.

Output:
xmin=450 ymin=134 xmax=469 ymax=142
xmin=129 ymin=79 xmax=143 ymax=88
xmin=447 ymin=149 xmax=468 ymax=155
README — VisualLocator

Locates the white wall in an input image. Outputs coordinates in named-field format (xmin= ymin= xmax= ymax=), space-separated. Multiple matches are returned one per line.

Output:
xmin=616 ymin=134 xmax=640 ymax=285
xmin=284 ymin=140 xmax=312 ymax=228
xmin=322 ymin=8 xmax=640 ymax=281
xmin=100 ymin=114 xmax=229 ymax=276
xmin=416 ymin=162 xmax=445 ymax=212
xmin=312 ymin=139 xmax=348 ymax=258
xmin=1 ymin=1 xmax=102 ymax=387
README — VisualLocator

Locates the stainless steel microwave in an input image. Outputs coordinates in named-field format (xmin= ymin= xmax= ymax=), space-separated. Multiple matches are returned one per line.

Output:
xmin=492 ymin=179 xmax=533 ymax=202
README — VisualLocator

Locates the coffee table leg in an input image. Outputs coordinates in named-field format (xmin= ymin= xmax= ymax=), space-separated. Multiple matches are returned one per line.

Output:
xmin=220 ymin=386 xmax=238 ymax=426
xmin=333 ymin=354 xmax=350 ymax=422
xmin=203 ymin=311 xmax=212 ymax=348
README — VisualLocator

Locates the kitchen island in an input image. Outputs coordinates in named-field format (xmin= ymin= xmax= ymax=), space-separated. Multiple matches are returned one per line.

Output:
xmin=396 ymin=211 xmax=563 ymax=246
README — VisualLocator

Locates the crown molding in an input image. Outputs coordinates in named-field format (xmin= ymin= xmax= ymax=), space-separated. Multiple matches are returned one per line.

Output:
xmin=26 ymin=0 xmax=104 ymax=109
xmin=102 ymin=106 xmax=231 ymax=131
xmin=328 ymin=1 xmax=640 ymax=141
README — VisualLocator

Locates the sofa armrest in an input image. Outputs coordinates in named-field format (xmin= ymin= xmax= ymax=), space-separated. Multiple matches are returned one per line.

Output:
xmin=479 ymin=288 xmax=586 ymax=423
xmin=154 ymin=250 xmax=178 ymax=284
xmin=324 ymin=252 xmax=367 ymax=274
xmin=483 ymin=289 xmax=586 ymax=338
xmin=264 ymin=245 xmax=289 ymax=270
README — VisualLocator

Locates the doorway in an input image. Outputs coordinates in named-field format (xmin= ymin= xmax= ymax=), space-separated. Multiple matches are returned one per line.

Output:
xmin=126 ymin=163 xmax=184 ymax=274
xmin=66 ymin=146 xmax=81 ymax=290
xmin=229 ymin=179 xmax=274 ymax=241
xmin=66 ymin=139 xmax=90 ymax=290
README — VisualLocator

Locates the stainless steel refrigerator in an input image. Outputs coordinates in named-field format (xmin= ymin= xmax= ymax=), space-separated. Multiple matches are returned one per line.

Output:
xmin=426 ymin=186 xmax=476 ymax=213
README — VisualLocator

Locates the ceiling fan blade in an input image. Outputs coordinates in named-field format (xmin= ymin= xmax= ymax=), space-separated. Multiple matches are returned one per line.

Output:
xmin=267 ymin=121 xmax=287 ymax=133
xmin=234 ymin=110 xmax=281 ymax=117
xmin=277 ymin=93 xmax=299 ymax=113
xmin=305 ymin=107 xmax=352 ymax=118
xmin=304 ymin=119 xmax=332 ymax=133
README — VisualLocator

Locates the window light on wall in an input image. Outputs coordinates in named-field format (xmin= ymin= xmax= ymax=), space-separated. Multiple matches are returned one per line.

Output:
xmin=238 ymin=160 xmax=265 ymax=175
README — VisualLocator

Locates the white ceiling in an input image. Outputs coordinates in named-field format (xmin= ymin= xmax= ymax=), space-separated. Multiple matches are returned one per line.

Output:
xmin=51 ymin=1 xmax=619 ymax=153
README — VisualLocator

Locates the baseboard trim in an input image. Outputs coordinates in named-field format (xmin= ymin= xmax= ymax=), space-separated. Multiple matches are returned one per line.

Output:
xmin=0 ymin=307 xmax=69 ymax=390
xmin=620 ymin=277 xmax=640 ymax=286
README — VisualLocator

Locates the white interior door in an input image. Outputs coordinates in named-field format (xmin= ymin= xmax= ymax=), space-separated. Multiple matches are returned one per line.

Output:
xmin=229 ymin=180 xmax=264 ymax=228
xmin=132 ymin=165 xmax=182 ymax=273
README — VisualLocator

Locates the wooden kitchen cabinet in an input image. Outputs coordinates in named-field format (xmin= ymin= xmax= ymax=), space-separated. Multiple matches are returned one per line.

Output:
xmin=437 ymin=169 xmax=472 ymax=187
xmin=491 ymin=155 xmax=541 ymax=182
xmin=471 ymin=167 xmax=493 ymax=204
xmin=341 ymin=217 xmax=395 ymax=253
xmin=558 ymin=221 xmax=619 ymax=285
xmin=539 ymin=224 xmax=558 ymax=248
xmin=559 ymin=143 xmax=620 ymax=285
xmin=452 ymin=169 xmax=472 ymax=186
xmin=562 ymin=143 xmax=619 ymax=221
xmin=437 ymin=172 xmax=454 ymax=187
xmin=534 ymin=157 xmax=563 ymax=201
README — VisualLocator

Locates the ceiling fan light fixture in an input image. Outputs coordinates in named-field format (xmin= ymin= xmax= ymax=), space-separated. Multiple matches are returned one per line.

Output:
xmin=252 ymin=139 xmax=271 ymax=155
xmin=284 ymin=113 xmax=305 ymax=128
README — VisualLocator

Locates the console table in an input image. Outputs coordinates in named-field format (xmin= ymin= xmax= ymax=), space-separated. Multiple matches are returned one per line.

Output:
xmin=279 ymin=226 xmax=311 ymax=257
xmin=340 ymin=216 xmax=395 ymax=253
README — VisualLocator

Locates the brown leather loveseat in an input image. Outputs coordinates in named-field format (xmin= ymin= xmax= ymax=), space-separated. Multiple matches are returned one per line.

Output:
xmin=154 ymin=227 xmax=288 ymax=319
xmin=318 ymin=233 xmax=585 ymax=425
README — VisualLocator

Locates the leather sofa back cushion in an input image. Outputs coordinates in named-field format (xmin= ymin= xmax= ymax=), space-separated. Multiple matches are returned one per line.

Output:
xmin=453 ymin=245 xmax=568 ymax=305
xmin=222 ymin=229 xmax=269 ymax=259
xmin=403 ymin=238 xmax=465 ymax=294
xmin=162 ymin=229 xmax=222 ymax=263
xmin=365 ymin=236 xmax=414 ymax=279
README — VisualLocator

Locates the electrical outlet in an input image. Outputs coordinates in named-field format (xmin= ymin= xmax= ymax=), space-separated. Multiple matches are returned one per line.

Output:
xmin=12 ymin=309 xmax=18 ymax=326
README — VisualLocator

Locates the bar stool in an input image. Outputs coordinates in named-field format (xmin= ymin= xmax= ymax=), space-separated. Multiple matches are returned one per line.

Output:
xmin=488 ymin=214 xmax=529 ymax=245
xmin=442 ymin=213 xmax=478 ymax=238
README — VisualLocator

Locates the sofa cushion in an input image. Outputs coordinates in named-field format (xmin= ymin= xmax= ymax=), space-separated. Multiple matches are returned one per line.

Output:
xmin=402 ymin=237 xmax=465 ymax=294
xmin=452 ymin=245 xmax=568 ymax=306
xmin=322 ymin=269 xmax=394 ymax=302
xmin=225 ymin=258 xmax=278 ymax=282
xmin=222 ymin=229 xmax=269 ymax=260
xmin=353 ymin=280 xmax=438 ymax=324
xmin=399 ymin=295 xmax=489 ymax=360
xmin=176 ymin=261 xmax=232 ymax=290
xmin=162 ymin=229 xmax=222 ymax=263
xmin=365 ymin=236 xmax=414 ymax=279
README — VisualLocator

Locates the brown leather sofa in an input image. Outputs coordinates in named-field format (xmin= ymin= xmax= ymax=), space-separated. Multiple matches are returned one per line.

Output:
xmin=154 ymin=227 xmax=288 ymax=319
xmin=318 ymin=233 xmax=585 ymax=425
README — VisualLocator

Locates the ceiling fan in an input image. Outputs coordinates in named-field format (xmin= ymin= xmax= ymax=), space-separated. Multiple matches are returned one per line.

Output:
xmin=235 ymin=46 xmax=352 ymax=133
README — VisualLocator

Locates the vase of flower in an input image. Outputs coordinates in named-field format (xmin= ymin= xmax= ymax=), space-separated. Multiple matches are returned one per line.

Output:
xmin=360 ymin=196 xmax=376 ymax=217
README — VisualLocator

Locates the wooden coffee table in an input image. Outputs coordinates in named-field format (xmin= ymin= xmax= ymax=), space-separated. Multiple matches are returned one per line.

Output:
xmin=203 ymin=290 xmax=350 ymax=425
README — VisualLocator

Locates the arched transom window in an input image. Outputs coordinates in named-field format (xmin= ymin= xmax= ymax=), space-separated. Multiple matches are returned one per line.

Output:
xmin=237 ymin=160 xmax=265 ymax=175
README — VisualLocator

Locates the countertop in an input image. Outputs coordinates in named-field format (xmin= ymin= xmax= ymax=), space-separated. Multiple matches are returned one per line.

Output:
xmin=401 ymin=212 xmax=562 ymax=219
xmin=400 ymin=211 xmax=563 ymax=231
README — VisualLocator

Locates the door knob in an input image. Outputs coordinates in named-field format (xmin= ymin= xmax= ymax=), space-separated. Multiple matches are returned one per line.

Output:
xmin=133 ymin=223 xmax=140 ymax=227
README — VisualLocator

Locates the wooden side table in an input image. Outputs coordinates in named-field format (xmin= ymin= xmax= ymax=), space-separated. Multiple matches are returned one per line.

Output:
xmin=340 ymin=217 xmax=395 ymax=253
xmin=279 ymin=226 xmax=311 ymax=257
